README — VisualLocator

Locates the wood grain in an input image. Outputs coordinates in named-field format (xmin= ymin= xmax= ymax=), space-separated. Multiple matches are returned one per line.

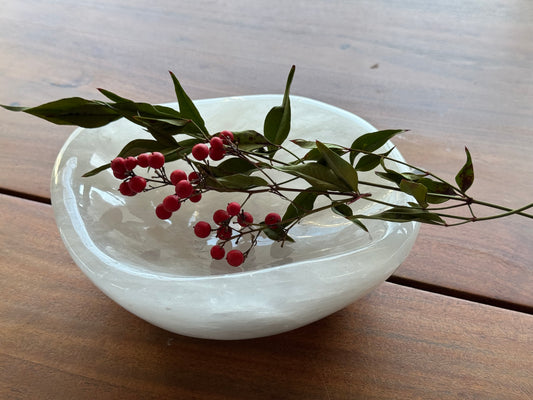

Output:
xmin=1 ymin=2 xmax=532 ymax=397
xmin=1 ymin=194 xmax=532 ymax=400
xmin=1 ymin=0 xmax=531 ymax=307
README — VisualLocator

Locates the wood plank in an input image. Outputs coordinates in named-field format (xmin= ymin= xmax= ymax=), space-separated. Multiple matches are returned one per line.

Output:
xmin=1 ymin=194 xmax=532 ymax=399
xmin=1 ymin=2 xmax=532 ymax=312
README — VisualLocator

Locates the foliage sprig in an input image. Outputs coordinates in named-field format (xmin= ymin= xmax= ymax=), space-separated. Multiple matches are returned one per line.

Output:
xmin=3 ymin=66 xmax=532 ymax=267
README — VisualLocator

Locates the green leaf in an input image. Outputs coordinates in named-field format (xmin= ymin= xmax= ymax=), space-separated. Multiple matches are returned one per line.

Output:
xmin=331 ymin=203 xmax=369 ymax=231
xmin=169 ymin=71 xmax=208 ymax=135
xmin=316 ymin=141 xmax=358 ymax=192
xmin=233 ymin=130 xmax=273 ymax=151
xmin=290 ymin=139 xmax=316 ymax=149
xmin=331 ymin=203 xmax=353 ymax=217
xmin=2 ymin=98 xmax=121 ymax=128
xmin=276 ymin=163 xmax=348 ymax=191
xmin=264 ymin=65 xmax=295 ymax=154
xmin=82 ymin=164 xmax=111 ymax=178
xmin=455 ymin=147 xmax=474 ymax=193
xmin=417 ymin=178 xmax=455 ymax=204
xmin=301 ymin=147 xmax=344 ymax=163
xmin=375 ymin=171 xmax=405 ymax=186
xmin=354 ymin=148 xmax=394 ymax=172
xmin=282 ymin=191 xmax=318 ymax=226
xmin=354 ymin=206 xmax=446 ymax=225
xmin=206 ymin=174 xmax=269 ymax=190
xmin=261 ymin=226 xmax=295 ymax=243
xmin=97 ymin=88 xmax=132 ymax=103
xmin=349 ymin=129 xmax=405 ymax=165
xmin=399 ymin=179 xmax=428 ymax=208
xmin=208 ymin=157 xmax=257 ymax=177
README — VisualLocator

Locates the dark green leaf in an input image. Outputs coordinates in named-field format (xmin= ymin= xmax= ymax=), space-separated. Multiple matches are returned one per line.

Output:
xmin=233 ymin=130 xmax=273 ymax=151
xmin=208 ymin=157 xmax=257 ymax=177
xmin=332 ymin=203 xmax=353 ymax=217
xmin=354 ymin=206 xmax=446 ymax=225
xmin=2 ymin=98 xmax=121 ymax=128
xmin=349 ymin=129 xmax=405 ymax=165
xmin=169 ymin=71 xmax=208 ymax=135
xmin=417 ymin=178 xmax=455 ymax=204
xmin=206 ymin=174 xmax=269 ymax=190
xmin=316 ymin=141 xmax=358 ymax=192
xmin=282 ymin=191 xmax=318 ymax=226
xmin=331 ymin=203 xmax=370 ymax=231
xmin=82 ymin=164 xmax=111 ymax=178
xmin=97 ymin=88 xmax=132 ymax=103
xmin=290 ymin=139 xmax=316 ymax=149
xmin=276 ymin=163 xmax=348 ymax=191
xmin=264 ymin=65 xmax=295 ymax=153
xmin=261 ymin=226 xmax=295 ymax=243
xmin=455 ymin=147 xmax=474 ymax=193
xmin=354 ymin=148 xmax=394 ymax=172
xmin=375 ymin=171 xmax=405 ymax=186
xmin=399 ymin=179 xmax=428 ymax=208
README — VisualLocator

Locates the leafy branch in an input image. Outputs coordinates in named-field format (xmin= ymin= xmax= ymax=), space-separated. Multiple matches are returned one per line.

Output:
xmin=2 ymin=66 xmax=531 ymax=266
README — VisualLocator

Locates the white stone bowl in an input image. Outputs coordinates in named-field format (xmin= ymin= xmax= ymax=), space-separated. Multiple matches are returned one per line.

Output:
xmin=51 ymin=95 xmax=419 ymax=340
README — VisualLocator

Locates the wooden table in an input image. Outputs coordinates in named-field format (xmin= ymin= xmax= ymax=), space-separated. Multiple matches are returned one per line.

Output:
xmin=1 ymin=1 xmax=532 ymax=398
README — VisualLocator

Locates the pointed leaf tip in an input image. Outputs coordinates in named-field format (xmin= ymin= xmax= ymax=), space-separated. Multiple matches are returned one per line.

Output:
xmin=455 ymin=147 xmax=474 ymax=193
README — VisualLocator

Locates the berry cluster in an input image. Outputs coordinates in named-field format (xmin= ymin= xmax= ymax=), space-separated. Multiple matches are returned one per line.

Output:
xmin=191 ymin=130 xmax=234 ymax=162
xmin=109 ymin=130 xmax=276 ymax=268
xmin=193 ymin=206 xmax=282 ymax=267
xmin=110 ymin=152 xmax=166 ymax=196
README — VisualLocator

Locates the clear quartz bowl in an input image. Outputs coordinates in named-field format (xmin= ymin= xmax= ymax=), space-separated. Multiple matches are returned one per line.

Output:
xmin=51 ymin=95 xmax=419 ymax=340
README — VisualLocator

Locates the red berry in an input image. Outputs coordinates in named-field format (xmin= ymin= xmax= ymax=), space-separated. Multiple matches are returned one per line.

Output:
xmin=209 ymin=136 xmax=224 ymax=150
xmin=226 ymin=202 xmax=241 ymax=216
xmin=119 ymin=181 xmax=134 ymax=196
xmin=170 ymin=169 xmax=187 ymax=185
xmin=155 ymin=203 xmax=173 ymax=220
xmin=175 ymin=180 xmax=194 ymax=198
xmin=128 ymin=176 xmax=147 ymax=193
xmin=188 ymin=171 xmax=200 ymax=182
xmin=210 ymin=245 xmax=225 ymax=260
xmin=265 ymin=212 xmax=281 ymax=227
xmin=213 ymin=209 xmax=230 ymax=225
xmin=209 ymin=146 xmax=226 ymax=161
xmin=219 ymin=130 xmax=234 ymax=143
xmin=111 ymin=157 xmax=126 ymax=173
xmin=194 ymin=221 xmax=212 ymax=238
xmin=136 ymin=153 xmax=150 ymax=168
xmin=191 ymin=143 xmax=209 ymax=160
xmin=189 ymin=191 xmax=202 ymax=203
xmin=113 ymin=169 xmax=128 ymax=180
xmin=237 ymin=211 xmax=254 ymax=227
xmin=216 ymin=226 xmax=233 ymax=240
xmin=124 ymin=156 xmax=138 ymax=170
xmin=226 ymin=249 xmax=244 ymax=267
xmin=162 ymin=195 xmax=181 ymax=212
xmin=148 ymin=152 xmax=165 ymax=169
